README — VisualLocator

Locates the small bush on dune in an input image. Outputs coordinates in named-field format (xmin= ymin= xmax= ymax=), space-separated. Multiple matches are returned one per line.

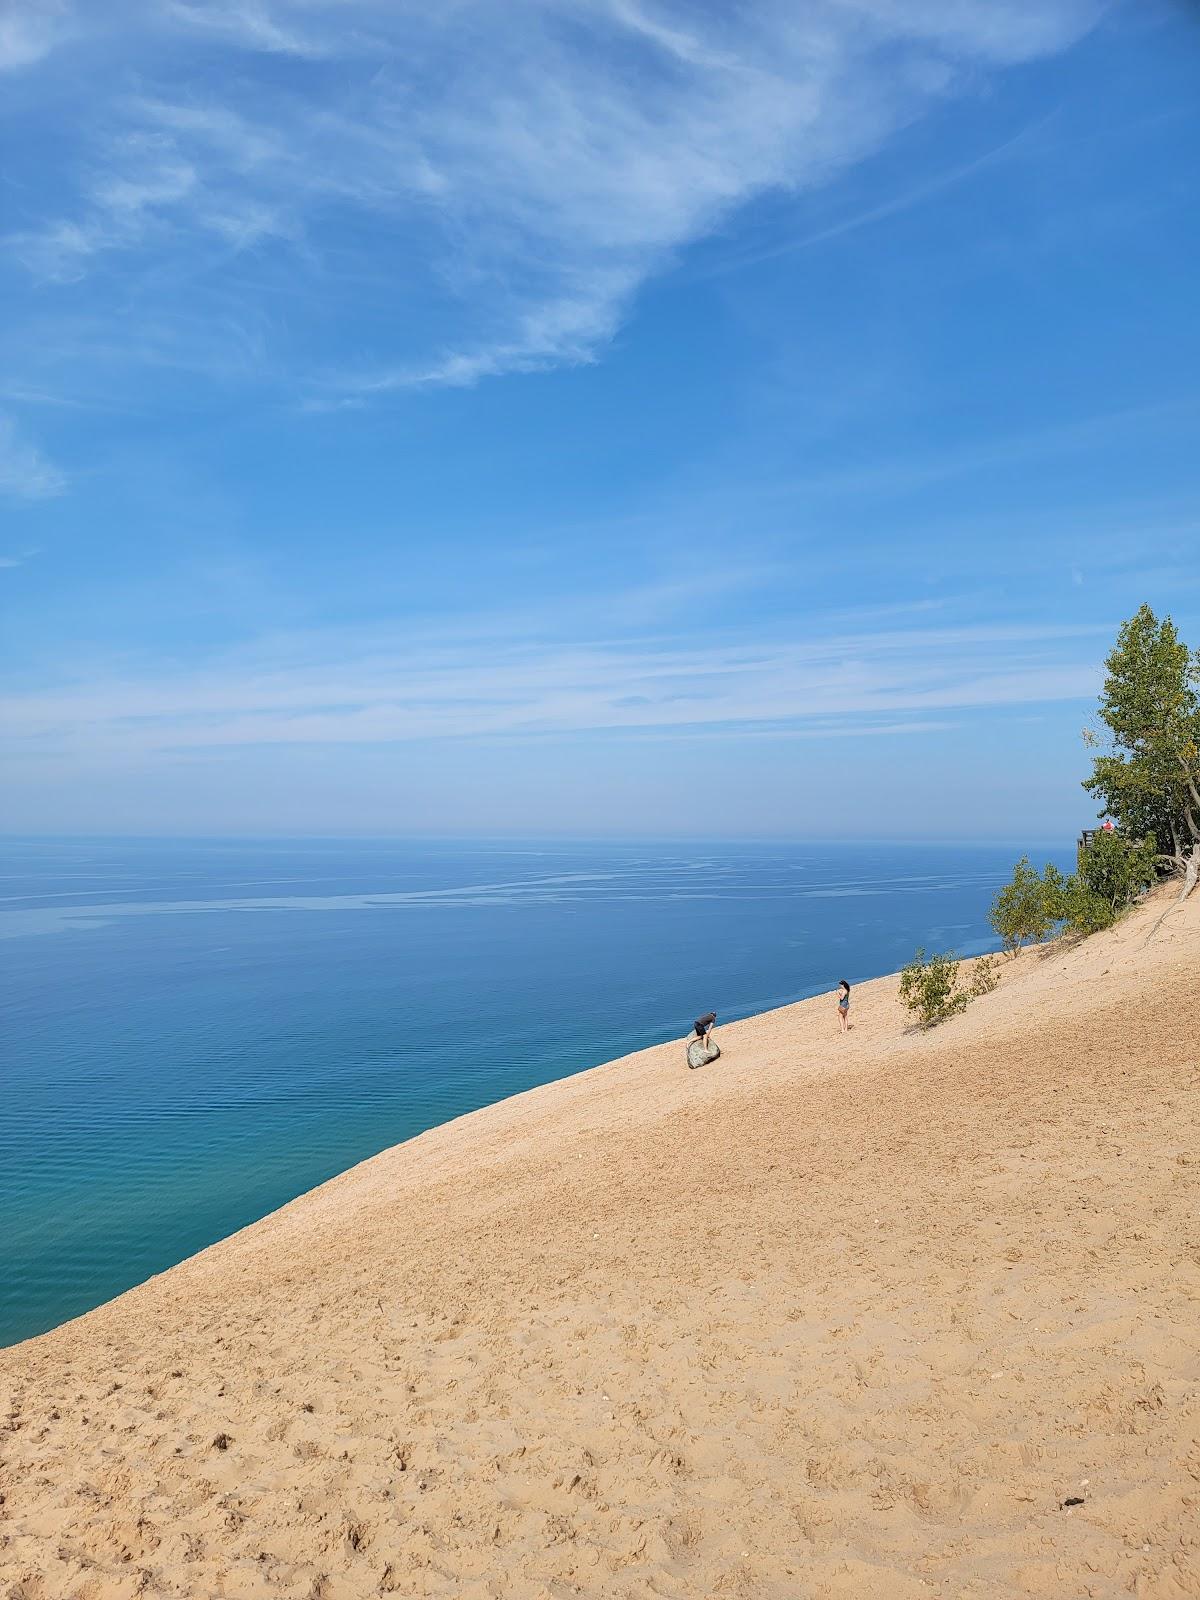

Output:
xmin=1040 ymin=863 xmax=1069 ymax=922
xmin=899 ymin=949 xmax=971 ymax=1028
xmin=1060 ymin=883 xmax=1117 ymax=936
xmin=969 ymin=954 xmax=1001 ymax=996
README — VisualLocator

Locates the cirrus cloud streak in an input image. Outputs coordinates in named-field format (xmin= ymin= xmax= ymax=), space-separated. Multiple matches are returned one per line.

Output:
xmin=2 ymin=617 xmax=1105 ymax=757
xmin=4 ymin=0 xmax=1102 ymax=403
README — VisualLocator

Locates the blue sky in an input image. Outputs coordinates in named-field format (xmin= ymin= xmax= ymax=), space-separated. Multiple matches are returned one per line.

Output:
xmin=2 ymin=0 xmax=1198 ymax=839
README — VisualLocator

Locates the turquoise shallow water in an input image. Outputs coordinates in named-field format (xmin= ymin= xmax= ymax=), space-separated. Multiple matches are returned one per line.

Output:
xmin=0 ymin=837 xmax=1072 ymax=1348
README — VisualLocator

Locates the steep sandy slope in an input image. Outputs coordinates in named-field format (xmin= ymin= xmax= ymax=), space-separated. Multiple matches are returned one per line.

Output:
xmin=2 ymin=887 xmax=1198 ymax=1599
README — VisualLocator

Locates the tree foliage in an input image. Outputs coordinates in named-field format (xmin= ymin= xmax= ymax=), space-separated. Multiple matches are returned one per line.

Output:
xmin=1058 ymin=882 xmax=1116 ymax=936
xmin=969 ymin=954 xmax=1000 ymax=995
xmin=990 ymin=831 xmax=1155 ymax=947
xmin=1074 ymin=826 xmax=1157 ymax=913
xmin=898 ymin=949 xmax=970 ymax=1028
xmin=984 ymin=607 xmax=1197 ymax=959
xmin=989 ymin=856 xmax=1061 ymax=952
xmin=1083 ymin=604 xmax=1200 ymax=884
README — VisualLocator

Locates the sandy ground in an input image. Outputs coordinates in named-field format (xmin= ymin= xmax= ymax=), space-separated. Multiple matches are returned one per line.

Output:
xmin=2 ymin=885 xmax=1198 ymax=1600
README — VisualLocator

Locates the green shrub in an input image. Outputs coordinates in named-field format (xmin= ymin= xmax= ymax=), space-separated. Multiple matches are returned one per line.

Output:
xmin=1040 ymin=863 xmax=1069 ymax=922
xmin=1075 ymin=827 xmax=1157 ymax=913
xmin=898 ymin=948 xmax=970 ymax=1028
xmin=969 ymin=954 xmax=1001 ymax=996
xmin=1061 ymin=882 xmax=1116 ymax=936
xmin=989 ymin=857 xmax=1064 ymax=952
xmin=989 ymin=836 xmax=1156 ymax=950
xmin=1042 ymin=830 xmax=1159 ymax=938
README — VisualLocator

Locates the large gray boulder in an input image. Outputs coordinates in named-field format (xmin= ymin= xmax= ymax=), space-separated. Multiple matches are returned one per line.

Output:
xmin=686 ymin=1038 xmax=721 ymax=1070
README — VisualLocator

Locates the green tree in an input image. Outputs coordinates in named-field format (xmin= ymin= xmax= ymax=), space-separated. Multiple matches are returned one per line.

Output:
xmin=989 ymin=857 xmax=1064 ymax=952
xmin=1041 ymin=863 xmax=1069 ymax=922
xmin=1060 ymin=880 xmax=1117 ymax=936
xmin=898 ymin=949 xmax=970 ymax=1028
xmin=1075 ymin=827 xmax=1157 ymax=914
xmin=990 ymin=835 xmax=1155 ymax=947
xmin=1083 ymin=604 xmax=1200 ymax=898
xmin=1018 ymin=830 xmax=1157 ymax=938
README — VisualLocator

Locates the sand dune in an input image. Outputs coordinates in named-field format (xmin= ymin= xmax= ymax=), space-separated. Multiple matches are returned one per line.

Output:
xmin=2 ymin=886 xmax=1198 ymax=1599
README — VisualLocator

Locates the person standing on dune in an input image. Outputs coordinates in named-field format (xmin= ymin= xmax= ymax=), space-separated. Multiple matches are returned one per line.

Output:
xmin=836 ymin=980 xmax=850 ymax=1033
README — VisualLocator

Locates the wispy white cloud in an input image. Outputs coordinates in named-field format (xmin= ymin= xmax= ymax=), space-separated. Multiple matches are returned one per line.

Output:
xmin=9 ymin=144 xmax=203 ymax=283
xmin=838 ymin=0 xmax=1102 ymax=64
xmin=0 ymin=0 xmax=73 ymax=71
xmin=1 ymin=614 xmax=1105 ymax=755
xmin=163 ymin=0 xmax=332 ymax=59
xmin=694 ymin=111 xmax=1060 ymax=279
xmin=4 ymin=0 xmax=1103 ymax=399
xmin=0 ymin=414 xmax=66 ymax=500
xmin=781 ymin=399 xmax=1200 ymax=501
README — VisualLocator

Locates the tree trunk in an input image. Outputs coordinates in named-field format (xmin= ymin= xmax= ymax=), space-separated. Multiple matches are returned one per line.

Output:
xmin=1183 ymin=844 xmax=1199 ymax=903
xmin=1143 ymin=844 xmax=1198 ymax=943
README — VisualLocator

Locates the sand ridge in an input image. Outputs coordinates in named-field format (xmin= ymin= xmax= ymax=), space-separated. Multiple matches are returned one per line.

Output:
xmin=2 ymin=886 xmax=1198 ymax=1599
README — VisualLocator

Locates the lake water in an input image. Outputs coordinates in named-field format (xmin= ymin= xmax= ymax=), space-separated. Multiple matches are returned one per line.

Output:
xmin=0 ymin=837 xmax=1072 ymax=1348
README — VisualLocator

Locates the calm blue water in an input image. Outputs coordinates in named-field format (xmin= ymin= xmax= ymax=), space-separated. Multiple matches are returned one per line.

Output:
xmin=0 ymin=837 xmax=1071 ymax=1348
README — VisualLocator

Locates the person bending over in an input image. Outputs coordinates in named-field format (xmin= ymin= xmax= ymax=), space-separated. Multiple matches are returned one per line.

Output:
xmin=693 ymin=1011 xmax=717 ymax=1049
